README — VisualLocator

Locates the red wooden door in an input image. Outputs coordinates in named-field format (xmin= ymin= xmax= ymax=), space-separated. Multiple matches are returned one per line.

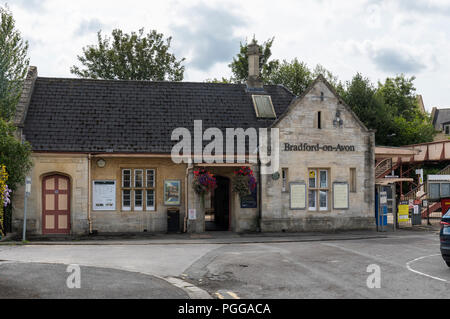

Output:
xmin=42 ymin=175 xmax=71 ymax=234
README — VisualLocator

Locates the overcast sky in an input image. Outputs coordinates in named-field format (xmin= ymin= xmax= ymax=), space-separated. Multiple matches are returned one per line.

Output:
xmin=5 ymin=0 xmax=450 ymax=110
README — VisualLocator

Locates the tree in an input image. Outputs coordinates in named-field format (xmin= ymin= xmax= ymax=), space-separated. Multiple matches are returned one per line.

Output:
xmin=71 ymin=28 xmax=185 ymax=81
xmin=378 ymin=75 xmax=420 ymax=121
xmin=341 ymin=73 xmax=396 ymax=145
xmin=266 ymin=58 xmax=313 ymax=96
xmin=229 ymin=37 xmax=279 ymax=84
xmin=341 ymin=73 xmax=435 ymax=146
xmin=0 ymin=5 xmax=29 ymax=121
xmin=204 ymin=77 xmax=233 ymax=84
xmin=0 ymin=119 xmax=32 ymax=191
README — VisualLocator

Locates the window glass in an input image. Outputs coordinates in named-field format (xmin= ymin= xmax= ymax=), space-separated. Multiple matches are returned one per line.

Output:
xmin=135 ymin=190 xmax=143 ymax=210
xmin=135 ymin=170 xmax=143 ymax=188
xmin=123 ymin=169 xmax=131 ymax=188
xmin=122 ymin=190 xmax=131 ymax=210
xmin=146 ymin=190 xmax=155 ymax=211
xmin=429 ymin=183 xmax=440 ymax=199
xmin=442 ymin=184 xmax=450 ymax=197
xmin=320 ymin=170 xmax=328 ymax=188
xmin=146 ymin=170 xmax=155 ymax=188
xmin=309 ymin=170 xmax=317 ymax=188
xmin=282 ymin=168 xmax=288 ymax=192
xmin=320 ymin=191 xmax=328 ymax=210
xmin=309 ymin=190 xmax=317 ymax=210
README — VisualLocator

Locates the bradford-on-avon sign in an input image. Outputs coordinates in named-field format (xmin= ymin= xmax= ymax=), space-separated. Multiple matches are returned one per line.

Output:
xmin=284 ymin=143 xmax=356 ymax=152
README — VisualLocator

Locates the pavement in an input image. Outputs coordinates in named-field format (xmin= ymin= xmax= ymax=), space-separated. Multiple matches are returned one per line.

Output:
xmin=1 ymin=227 xmax=440 ymax=246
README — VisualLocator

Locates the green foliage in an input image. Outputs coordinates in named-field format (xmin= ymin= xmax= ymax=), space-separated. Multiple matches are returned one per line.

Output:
xmin=229 ymin=37 xmax=279 ymax=84
xmin=71 ymin=28 xmax=185 ymax=81
xmin=0 ymin=119 xmax=32 ymax=191
xmin=342 ymin=73 xmax=435 ymax=146
xmin=0 ymin=5 xmax=29 ymax=121
xmin=204 ymin=77 xmax=233 ymax=84
xmin=266 ymin=58 xmax=313 ymax=96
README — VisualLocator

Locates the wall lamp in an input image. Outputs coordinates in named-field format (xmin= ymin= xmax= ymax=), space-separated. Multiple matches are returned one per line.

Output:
xmin=333 ymin=110 xmax=344 ymax=128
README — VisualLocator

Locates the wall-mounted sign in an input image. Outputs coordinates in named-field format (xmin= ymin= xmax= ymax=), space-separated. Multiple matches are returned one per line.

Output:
xmin=398 ymin=204 xmax=410 ymax=223
xmin=241 ymin=185 xmax=258 ymax=209
xmin=164 ymin=180 xmax=181 ymax=206
xmin=25 ymin=176 xmax=32 ymax=197
xmin=284 ymin=143 xmax=356 ymax=152
xmin=333 ymin=183 xmax=349 ymax=210
xmin=290 ymin=182 xmax=306 ymax=210
xmin=189 ymin=209 xmax=197 ymax=220
xmin=93 ymin=180 xmax=116 ymax=211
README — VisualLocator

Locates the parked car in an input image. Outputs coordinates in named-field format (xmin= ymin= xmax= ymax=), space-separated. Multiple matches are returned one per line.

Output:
xmin=441 ymin=210 xmax=450 ymax=267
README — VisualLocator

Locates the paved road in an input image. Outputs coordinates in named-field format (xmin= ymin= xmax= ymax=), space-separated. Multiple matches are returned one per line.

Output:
xmin=0 ymin=262 xmax=188 ymax=299
xmin=0 ymin=232 xmax=448 ymax=299
xmin=183 ymin=233 xmax=450 ymax=299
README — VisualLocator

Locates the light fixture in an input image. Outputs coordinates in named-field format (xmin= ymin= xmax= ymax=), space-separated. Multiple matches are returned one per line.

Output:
xmin=96 ymin=159 xmax=106 ymax=168
xmin=333 ymin=110 xmax=344 ymax=128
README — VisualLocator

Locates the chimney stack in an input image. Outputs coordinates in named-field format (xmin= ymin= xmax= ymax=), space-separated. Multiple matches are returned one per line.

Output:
xmin=247 ymin=42 xmax=263 ymax=90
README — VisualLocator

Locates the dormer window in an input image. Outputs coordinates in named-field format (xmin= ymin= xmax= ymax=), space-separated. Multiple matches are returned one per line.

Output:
xmin=252 ymin=95 xmax=276 ymax=119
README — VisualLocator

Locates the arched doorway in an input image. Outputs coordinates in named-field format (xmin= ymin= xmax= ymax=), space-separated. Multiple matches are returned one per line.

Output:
xmin=206 ymin=176 xmax=230 ymax=231
xmin=42 ymin=175 xmax=71 ymax=234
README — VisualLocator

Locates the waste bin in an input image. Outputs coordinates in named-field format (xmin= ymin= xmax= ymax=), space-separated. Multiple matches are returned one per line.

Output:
xmin=412 ymin=204 xmax=422 ymax=226
xmin=167 ymin=208 xmax=180 ymax=233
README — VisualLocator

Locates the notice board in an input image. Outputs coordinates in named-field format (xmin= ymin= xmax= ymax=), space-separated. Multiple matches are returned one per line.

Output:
xmin=93 ymin=180 xmax=116 ymax=211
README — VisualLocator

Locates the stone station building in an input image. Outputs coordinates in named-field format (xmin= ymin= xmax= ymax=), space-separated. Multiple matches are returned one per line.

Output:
xmin=12 ymin=45 xmax=375 ymax=236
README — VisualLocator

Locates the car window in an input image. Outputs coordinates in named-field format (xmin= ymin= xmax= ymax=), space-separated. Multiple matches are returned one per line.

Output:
xmin=444 ymin=210 xmax=450 ymax=218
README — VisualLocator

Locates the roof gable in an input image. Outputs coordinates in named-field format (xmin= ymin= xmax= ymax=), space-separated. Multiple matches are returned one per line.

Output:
xmin=271 ymin=75 xmax=370 ymax=132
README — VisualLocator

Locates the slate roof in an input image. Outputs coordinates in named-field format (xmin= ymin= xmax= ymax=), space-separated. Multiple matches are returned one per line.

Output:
xmin=432 ymin=108 xmax=450 ymax=131
xmin=23 ymin=78 xmax=295 ymax=153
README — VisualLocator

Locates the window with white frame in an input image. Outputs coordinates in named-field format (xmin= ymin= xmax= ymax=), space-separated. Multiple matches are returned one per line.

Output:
xmin=308 ymin=169 xmax=330 ymax=212
xmin=121 ymin=168 xmax=156 ymax=211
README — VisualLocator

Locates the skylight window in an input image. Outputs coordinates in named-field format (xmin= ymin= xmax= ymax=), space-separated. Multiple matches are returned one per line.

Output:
xmin=252 ymin=95 xmax=276 ymax=119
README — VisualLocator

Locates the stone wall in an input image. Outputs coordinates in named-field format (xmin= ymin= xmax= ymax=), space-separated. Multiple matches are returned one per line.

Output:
xmin=90 ymin=157 xmax=187 ymax=233
xmin=12 ymin=153 xmax=89 ymax=235
xmin=261 ymin=79 xmax=375 ymax=232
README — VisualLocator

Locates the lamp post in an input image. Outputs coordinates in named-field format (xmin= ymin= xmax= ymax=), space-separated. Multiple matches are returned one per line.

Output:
xmin=22 ymin=176 xmax=31 ymax=242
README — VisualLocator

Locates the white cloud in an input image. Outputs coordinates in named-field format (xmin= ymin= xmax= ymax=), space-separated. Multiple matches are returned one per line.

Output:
xmin=4 ymin=0 xmax=450 ymax=110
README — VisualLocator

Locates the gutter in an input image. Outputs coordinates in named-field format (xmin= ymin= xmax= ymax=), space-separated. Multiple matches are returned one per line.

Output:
xmin=87 ymin=154 xmax=93 ymax=234
xmin=184 ymin=165 xmax=192 ymax=233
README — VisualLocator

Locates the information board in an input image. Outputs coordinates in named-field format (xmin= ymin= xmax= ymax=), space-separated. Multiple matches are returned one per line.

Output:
xmin=333 ymin=183 xmax=349 ymax=209
xmin=93 ymin=180 xmax=116 ymax=211
xmin=290 ymin=183 xmax=306 ymax=210
xmin=398 ymin=204 xmax=410 ymax=223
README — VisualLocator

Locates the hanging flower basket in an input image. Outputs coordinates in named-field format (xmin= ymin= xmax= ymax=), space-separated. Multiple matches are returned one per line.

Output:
xmin=0 ymin=165 xmax=10 ymax=237
xmin=232 ymin=167 xmax=257 ymax=198
xmin=192 ymin=169 xmax=217 ymax=197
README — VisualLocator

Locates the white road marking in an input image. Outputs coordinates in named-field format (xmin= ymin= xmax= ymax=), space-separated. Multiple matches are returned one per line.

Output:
xmin=406 ymin=254 xmax=448 ymax=283
xmin=215 ymin=290 xmax=240 ymax=299
xmin=227 ymin=291 xmax=240 ymax=299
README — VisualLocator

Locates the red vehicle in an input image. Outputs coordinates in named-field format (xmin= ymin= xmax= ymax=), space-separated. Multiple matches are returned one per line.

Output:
xmin=441 ymin=198 xmax=450 ymax=216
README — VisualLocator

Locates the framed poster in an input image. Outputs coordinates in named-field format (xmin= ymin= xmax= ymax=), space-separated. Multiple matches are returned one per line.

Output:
xmin=333 ymin=182 xmax=349 ymax=210
xmin=241 ymin=184 xmax=258 ymax=209
xmin=93 ymin=180 xmax=116 ymax=211
xmin=164 ymin=180 xmax=181 ymax=206
xmin=290 ymin=182 xmax=306 ymax=210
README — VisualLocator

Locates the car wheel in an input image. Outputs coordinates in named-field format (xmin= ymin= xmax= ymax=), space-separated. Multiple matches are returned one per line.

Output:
xmin=447 ymin=261 xmax=450 ymax=267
